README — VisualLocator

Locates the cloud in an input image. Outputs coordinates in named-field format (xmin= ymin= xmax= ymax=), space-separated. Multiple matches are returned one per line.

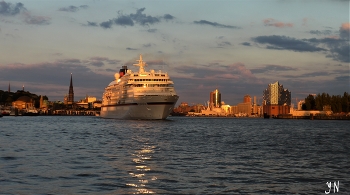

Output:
xmin=147 ymin=29 xmax=157 ymax=33
xmin=299 ymin=71 xmax=330 ymax=77
xmin=0 ymin=57 xmax=122 ymax=100
xmin=100 ymin=20 xmax=113 ymax=29
xmin=193 ymin=20 xmax=239 ymax=29
xmin=89 ymin=56 xmax=120 ymax=66
xmin=97 ymin=8 xmax=173 ymax=29
xmin=0 ymin=1 xmax=50 ymax=25
xmin=145 ymin=59 xmax=168 ymax=66
xmin=327 ymin=44 xmax=349 ymax=62
xmin=126 ymin=47 xmax=137 ymax=50
xmin=143 ymin=43 xmax=153 ymax=47
xmin=58 ymin=5 xmax=78 ymax=12
xmin=335 ymin=75 xmax=349 ymax=82
xmin=250 ymin=65 xmax=298 ymax=74
xmin=79 ymin=5 xmax=88 ymax=9
xmin=163 ymin=14 xmax=174 ymax=20
xmin=263 ymin=18 xmax=293 ymax=28
xmin=302 ymin=18 xmax=308 ymax=26
xmin=86 ymin=21 xmax=98 ymax=27
xmin=130 ymin=8 xmax=160 ymax=26
xmin=303 ymin=23 xmax=349 ymax=62
xmin=90 ymin=61 xmax=104 ymax=67
xmin=176 ymin=62 xmax=256 ymax=81
xmin=114 ymin=15 xmax=134 ymax=26
xmin=57 ymin=58 xmax=81 ymax=64
xmin=105 ymin=68 xmax=116 ymax=72
xmin=339 ymin=22 xmax=350 ymax=40
xmin=252 ymin=35 xmax=326 ymax=52
xmin=217 ymin=41 xmax=232 ymax=48
xmin=309 ymin=30 xmax=332 ymax=36
xmin=22 ymin=12 xmax=51 ymax=25
xmin=241 ymin=42 xmax=251 ymax=46
xmin=58 ymin=5 xmax=88 ymax=12
xmin=0 ymin=1 xmax=25 ymax=16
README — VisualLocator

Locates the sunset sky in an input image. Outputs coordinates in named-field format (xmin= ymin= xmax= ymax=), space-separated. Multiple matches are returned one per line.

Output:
xmin=0 ymin=0 xmax=349 ymax=106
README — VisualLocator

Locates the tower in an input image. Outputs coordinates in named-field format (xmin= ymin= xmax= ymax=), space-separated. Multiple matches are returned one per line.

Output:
xmin=8 ymin=82 xmax=10 ymax=92
xmin=40 ymin=95 xmax=43 ymax=108
xmin=243 ymin=94 xmax=251 ymax=104
xmin=67 ymin=73 xmax=74 ymax=105
xmin=209 ymin=89 xmax=221 ymax=108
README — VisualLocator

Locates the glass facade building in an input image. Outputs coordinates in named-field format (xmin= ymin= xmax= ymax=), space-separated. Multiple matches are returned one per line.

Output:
xmin=263 ymin=81 xmax=291 ymax=106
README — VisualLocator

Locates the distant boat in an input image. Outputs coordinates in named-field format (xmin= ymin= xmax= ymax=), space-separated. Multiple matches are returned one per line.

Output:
xmin=22 ymin=108 xmax=39 ymax=116
xmin=1 ymin=110 xmax=10 ymax=116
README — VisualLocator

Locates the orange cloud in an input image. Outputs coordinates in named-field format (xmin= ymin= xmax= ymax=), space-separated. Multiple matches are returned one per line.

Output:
xmin=340 ymin=22 xmax=350 ymax=39
xmin=263 ymin=18 xmax=293 ymax=28
xmin=341 ymin=22 xmax=350 ymax=31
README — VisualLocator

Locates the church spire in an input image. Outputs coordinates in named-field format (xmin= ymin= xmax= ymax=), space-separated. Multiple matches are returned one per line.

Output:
xmin=68 ymin=73 xmax=74 ymax=105
xmin=8 ymin=82 xmax=10 ymax=92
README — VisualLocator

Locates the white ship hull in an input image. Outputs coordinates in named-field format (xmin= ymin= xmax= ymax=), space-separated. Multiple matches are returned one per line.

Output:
xmin=100 ymin=95 xmax=178 ymax=119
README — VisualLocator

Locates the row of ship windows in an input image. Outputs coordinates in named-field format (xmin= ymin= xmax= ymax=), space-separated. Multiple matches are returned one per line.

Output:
xmin=133 ymin=74 xmax=166 ymax=77
xmin=130 ymin=79 xmax=170 ymax=81
xmin=133 ymin=84 xmax=173 ymax=87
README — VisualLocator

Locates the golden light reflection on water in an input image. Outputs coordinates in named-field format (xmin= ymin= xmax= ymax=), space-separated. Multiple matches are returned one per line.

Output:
xmin=126 ymin=145 xmax=157 ymax=194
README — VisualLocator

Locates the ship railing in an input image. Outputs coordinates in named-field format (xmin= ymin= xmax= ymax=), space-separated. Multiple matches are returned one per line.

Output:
xmin=134 ymin=91 xmax=176 ymax=96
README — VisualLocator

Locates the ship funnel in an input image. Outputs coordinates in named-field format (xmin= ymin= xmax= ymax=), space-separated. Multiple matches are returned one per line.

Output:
xmin=119 ymin=66 xmax=128 ymax=77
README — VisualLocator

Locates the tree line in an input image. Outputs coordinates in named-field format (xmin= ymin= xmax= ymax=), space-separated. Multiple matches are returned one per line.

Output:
xmin=302 ymin=92 xmax=350 ymax=113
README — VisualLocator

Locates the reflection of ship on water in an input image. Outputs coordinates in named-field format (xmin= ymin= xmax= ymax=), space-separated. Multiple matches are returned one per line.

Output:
xmin=126 ymin=145 xmax=157 ymax=194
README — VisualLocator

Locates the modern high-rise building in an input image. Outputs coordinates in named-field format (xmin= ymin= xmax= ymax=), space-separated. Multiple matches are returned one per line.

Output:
xmin=263 ymin=81 xmax=291 ymax=106
xmin=209 ymin=89 xmax=221 ymax=108
xmin=263 ymin=81 xmax=291 ymax=117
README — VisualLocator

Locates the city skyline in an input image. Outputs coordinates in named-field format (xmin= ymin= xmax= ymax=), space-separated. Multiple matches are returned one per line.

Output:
xmin=0 ymin=0 xmax=349 ymax=105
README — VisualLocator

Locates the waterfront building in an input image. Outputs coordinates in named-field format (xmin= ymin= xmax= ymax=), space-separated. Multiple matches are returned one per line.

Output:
xmin=85 ymin=96 xmax=96 ymax=103
xmin=12 ymin=96 xmax=34 ymax=109
xmin=76 ymin=96 xmax=98 ymax=109
xmin=210 ymin=89 xmax=221 ymax=109
xmin=263 ymin=81 xmax=292 ymax=117
xmin=243 ymin=94 xmax=252 ymax=104
xmin=237 ymin=102 xmax=251 ymax=115
xmin=231 ymin=106 xmax=238 ymax=114
xmin=263 ymin=81 xmax=291 ymax=106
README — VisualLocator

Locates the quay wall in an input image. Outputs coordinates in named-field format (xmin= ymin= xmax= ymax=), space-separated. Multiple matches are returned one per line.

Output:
xmin=42 ymin=110 xmax=98 ymax=116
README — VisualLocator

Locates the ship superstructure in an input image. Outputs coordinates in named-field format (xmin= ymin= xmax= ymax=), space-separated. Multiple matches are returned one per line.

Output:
xmin=100 ymin=55 xmax=179 ymax=119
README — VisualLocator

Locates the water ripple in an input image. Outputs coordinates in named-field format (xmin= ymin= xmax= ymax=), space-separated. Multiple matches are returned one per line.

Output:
xmin=0 ymin=116 xmax=349 ymax=194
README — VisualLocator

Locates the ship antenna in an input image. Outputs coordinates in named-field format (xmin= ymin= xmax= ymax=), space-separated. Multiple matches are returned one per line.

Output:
xmin=133 ymin=54 xmax=146 ymax=73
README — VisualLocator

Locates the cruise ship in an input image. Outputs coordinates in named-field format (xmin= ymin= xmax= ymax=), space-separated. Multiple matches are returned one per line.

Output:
xmin=100 ymin=55 xmax=179 ymax=119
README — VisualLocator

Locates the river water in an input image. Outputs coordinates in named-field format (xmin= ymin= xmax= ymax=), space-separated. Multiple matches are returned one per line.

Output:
xmin=0 ymin=116 xmax=349 ymax=194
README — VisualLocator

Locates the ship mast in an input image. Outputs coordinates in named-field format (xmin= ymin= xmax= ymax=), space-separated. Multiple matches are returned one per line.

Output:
xmin=134 ymin=54 xmax=146 ymax=73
